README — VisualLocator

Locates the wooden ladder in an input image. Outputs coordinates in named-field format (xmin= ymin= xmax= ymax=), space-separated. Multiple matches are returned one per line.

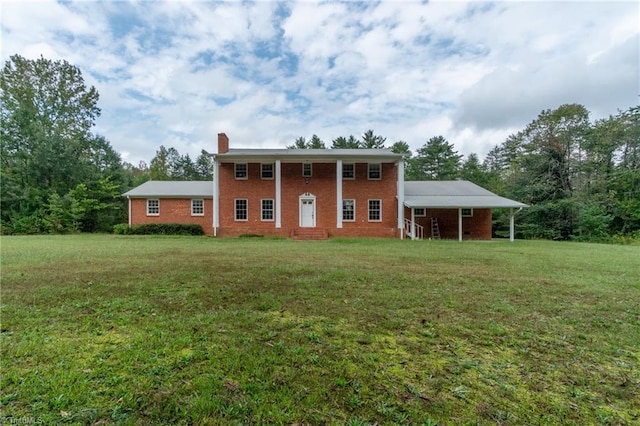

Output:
xmin=430 ymin=217 xmax=441 ymax=239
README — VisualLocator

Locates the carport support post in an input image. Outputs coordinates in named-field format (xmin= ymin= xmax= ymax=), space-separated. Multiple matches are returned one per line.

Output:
xmin=458 ymin=208 xmax=463 ymax=242
xmin=411 ymin=208 xmax=416 ymax=241
xmin=509 ymin=208 xmax=514 ymax=242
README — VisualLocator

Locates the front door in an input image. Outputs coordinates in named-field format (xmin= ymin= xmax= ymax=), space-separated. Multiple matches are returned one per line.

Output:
xmin=300 ymin=198 xmax=315 ymax=228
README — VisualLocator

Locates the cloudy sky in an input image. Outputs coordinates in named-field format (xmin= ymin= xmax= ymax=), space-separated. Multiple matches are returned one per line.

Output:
xmin=2 ymin=0 xmax=638 ymax=165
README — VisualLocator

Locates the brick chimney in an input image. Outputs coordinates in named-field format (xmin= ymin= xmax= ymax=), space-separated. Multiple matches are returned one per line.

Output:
xmin=218 ymin=133 xmax=229 ymax=153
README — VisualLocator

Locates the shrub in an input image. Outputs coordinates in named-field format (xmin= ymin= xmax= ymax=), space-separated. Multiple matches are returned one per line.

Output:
xmin=113 ymin=224 xmax=133 ymax=235
xmin=114 ymin=223 xmax=204 ymax=236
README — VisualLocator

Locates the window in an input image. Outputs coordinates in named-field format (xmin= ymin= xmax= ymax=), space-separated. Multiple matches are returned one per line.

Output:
xmin=342 ymin=163 xmax=355 ymax=179
xmin=368 ymin=199 xmax=381 ymax=221
xmin=235 ymin=163 xmax=248 ymax=180
xmin=462 ymin=208 xmax=473 ymax=217
xmin=414 ymin=208 xmax=426 ymax=217
xmin=147 ymin=199 xmax=159 ymax=216
xmin=235 ymin=199 xmax=248 ymax=221
xmin=302 ymin=163 xmax=312 ymax=177
xmin=261 ymin=163 xmax=274 ymax=180
xmin=191 ymin=199 xmax=204 ymax=216
xmin=261 ymin=199 xmax=274 ymax=221
xmin=342 ymin=199 xmax=355 ymax=221
xmin=368 ymin=163 xmax=381 ymax=180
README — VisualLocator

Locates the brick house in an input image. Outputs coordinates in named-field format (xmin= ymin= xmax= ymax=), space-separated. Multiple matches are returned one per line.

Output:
xmin=124 ymin=133 xmax=526 ymax=240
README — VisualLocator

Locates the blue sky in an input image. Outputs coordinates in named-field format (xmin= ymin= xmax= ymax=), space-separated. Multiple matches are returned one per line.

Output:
xmin=2 ymin=0 xmax=638 ymax=165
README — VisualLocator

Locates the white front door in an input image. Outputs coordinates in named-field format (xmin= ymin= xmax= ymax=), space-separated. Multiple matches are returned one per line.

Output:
xmin=300 ymin=198 xmax=315 ymax=227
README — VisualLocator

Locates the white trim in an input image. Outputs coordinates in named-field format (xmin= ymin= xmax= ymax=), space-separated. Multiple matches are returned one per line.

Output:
xmin=368 ymin=199 xmax=382 ymax=222
xmin=461 ymin=208 xmax=473 ymax=217
xmin=342 ymin=163 xmax=355 ymax=180
xmin=275 ymin=160 xmax=281 ymax=228
xmin=299 ymin=193 xmax=316 ymax=228
xmin=397 ymin=160 xmax=404 ymax=237
xmin=458 ymin=208 xmax=463 ymax=242
xmin=261 ymin=163 xmax=274 ymax=180
xmin=234 ymin=163 xmax=248 ymax=180
xmin=146 ymin=199 xmax=159 ymax=216
xmin=336 ymin=160 xmax=343 ymax=228
xmin=342 ymin=199 xmax=356 ymax=222
xmin=213 ymin=158 xmax=219 ymax=235
xmin=302 ymin=163 xmax=312 ymax=177
xmin=261 ymin=198 xmax=274 ymax=222
xmin=191 ymin=199 xmax=204 ymax=216
xmin=127 ymin=196 xmax=131 ymax=227
xmin=368 ymin=163 xmax=381 ymax=180
xmin=414 ymin=208 xmax=426 ymax=217
xmin=234 ymin=198 xmax=248 ymax=221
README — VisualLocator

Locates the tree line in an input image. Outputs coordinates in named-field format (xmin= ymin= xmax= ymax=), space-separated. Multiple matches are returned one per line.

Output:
xmin=2 ymin=54 xmax=638 ymax=240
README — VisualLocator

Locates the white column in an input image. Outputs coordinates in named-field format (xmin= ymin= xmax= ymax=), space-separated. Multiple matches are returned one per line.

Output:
xmin=509 ymin=208 xmax=514 ymax=242
xmin=275 ymin=160 xmax=282 ymax=228
xmin=411 ymin=208 xmax=416 ymax=241
xmin=458 ymin=208 xmax=463 ymax=242
xmin=127 ymin=197 xmax=131 ymax=227
xmin=336 ymin=160 xmax=343 ymax=228
xmin=213 ymin=157 xmax=219 ymax=236
xmin=397 ymin=160 xmax=405 ymax=239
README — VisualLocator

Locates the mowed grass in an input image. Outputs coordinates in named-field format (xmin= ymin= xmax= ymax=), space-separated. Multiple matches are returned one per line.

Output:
xmin=1 ymin=236 xmax=639 ymax=425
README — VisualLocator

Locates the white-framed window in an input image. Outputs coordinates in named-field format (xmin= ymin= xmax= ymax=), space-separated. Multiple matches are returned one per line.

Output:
xmin=235 ymin=199 xmax=248 ymax=221
xmin=147 ymin=199 xmax=159 ymax=216
xmin=302 ymin=163 xmax=312 ymax=177
xmin=191 ymin=199 xmax=204 ymax=216
xmin=368 ymin=199 xmax=382 ymax=222
xmin=368 ymin=163 xmax=381 ymax=180
xmin=342 ymin=163 xmax=355 ymax=180
xmin=261 ymin=199 xmax=274 ymax=221
xmin=261 ymin=163 xmax=274 ymax=180
xmin=235 ymin=163 xmax=248 ymax=180
xmin=342 ymin=199 xmax=355 ymax=222
xmin=414 ymin=208 xmax=426 ymax=217
xmin=462 ymin=208 xmax=473 ymax=217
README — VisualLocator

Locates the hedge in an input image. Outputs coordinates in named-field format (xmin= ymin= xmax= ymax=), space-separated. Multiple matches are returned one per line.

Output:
xmin=113 ymin=223 xmax=204 ymax=236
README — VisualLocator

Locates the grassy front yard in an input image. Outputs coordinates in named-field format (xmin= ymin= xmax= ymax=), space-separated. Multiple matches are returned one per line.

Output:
xmin=1 ymin=235 xmax=639 ymax=424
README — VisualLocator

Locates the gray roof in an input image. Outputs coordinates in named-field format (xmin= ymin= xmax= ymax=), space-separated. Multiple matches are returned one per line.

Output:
xmin=217 ymin=148 xmax=403 ymax=162
xmin=123 ymin=181 xmax=213 ymax=198
xmin=403 ymin=181 xmax=527 ymax=209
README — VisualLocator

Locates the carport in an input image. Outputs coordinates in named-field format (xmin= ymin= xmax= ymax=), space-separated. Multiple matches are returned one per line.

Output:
xmin=402 ymin=181 xmax=528 ymax=242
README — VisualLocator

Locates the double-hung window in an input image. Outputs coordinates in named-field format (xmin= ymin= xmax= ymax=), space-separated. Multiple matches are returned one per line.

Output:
xmin=261 ymin=163 xmax=274 ymax=180
xmin=261 ymin=199 xmax=274 ymax=221
xmin=302 ymin=163 xmax=312 ymax=177
xmin=235 ymin=163 xmax=248 ymax=180
xmin=191 ymin=199 xmax=204 ymax=216
xmin=368 ymin=163 xmax=381 ymax=180
xmin=235 ymin=199 xmax=248 ymax=221
xmin=147 ymin=199 xmax=159 ymax=216
xmin=342 ymin=163 xmax=355 ymax=179
xmin=342 ymin=199 xmax=355 ymax=222
xmin=414 ymin=208 xmax=426 ymax=217
xmin=368 ymin=199 xmax=382 ymax=222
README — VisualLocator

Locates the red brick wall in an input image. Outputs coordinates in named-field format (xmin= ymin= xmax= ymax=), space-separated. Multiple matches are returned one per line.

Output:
xmin=217 ymin=161 xmax=398 ymax=237
xmin=129 ymin=198 xmax=213 ymax=235
xmin=404 ymin=207 xmax=492 ymax=240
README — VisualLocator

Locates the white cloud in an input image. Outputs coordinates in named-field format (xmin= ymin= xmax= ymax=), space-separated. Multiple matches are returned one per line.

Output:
xmin=1 ymin=0 xmax=638 ymax=164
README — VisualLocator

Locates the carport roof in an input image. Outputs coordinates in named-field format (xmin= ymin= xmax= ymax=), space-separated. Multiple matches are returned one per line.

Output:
xmin=403 ymin=181 xmax=527 ymax=209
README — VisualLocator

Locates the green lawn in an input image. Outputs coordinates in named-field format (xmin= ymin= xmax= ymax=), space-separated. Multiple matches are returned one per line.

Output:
xmin=1 ymin=235 xmax=639 ymax=425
